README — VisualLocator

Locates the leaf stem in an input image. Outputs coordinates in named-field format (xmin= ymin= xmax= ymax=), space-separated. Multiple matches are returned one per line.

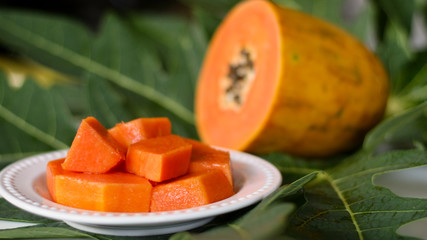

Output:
xmin=228 ymin=223 xmax=250 ymax=239
xmin=0 ymin=104 xmax=68 ymax=150
xmin=0 ymin=17 xmax=195 ymax=125
xmin=0 ymin=151 xmax=43 ymax=162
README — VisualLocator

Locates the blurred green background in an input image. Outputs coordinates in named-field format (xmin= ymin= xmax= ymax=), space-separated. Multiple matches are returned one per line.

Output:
xmin=0 ymin=0 xmax=425 ymax=161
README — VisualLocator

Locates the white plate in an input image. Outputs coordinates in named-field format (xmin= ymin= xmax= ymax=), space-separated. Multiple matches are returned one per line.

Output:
xmin=0 ymin=149 xmax=282 ymax=236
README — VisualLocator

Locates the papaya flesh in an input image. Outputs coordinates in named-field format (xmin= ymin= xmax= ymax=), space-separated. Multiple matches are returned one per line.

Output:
xmin=108 ymin=117 xmax=171 ymax=149
xmin=62 ymin=117 xmax=126 ymax=173
xmin=195 ymin=0 xmax=389 ymax=157
xmin=126 ymin=134 xmax=192 ymax=182
xmin=48 ymin=159 xmax=152 ymax=212
xmin=150 ymin=170 xmax=234 ymax=212
xmin=184 ymin=138 xmax=233 ymax=186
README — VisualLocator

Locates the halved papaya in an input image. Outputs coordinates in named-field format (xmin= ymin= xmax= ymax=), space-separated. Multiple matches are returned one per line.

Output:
xmin=195 ymin=0 xmax=389 ymax=157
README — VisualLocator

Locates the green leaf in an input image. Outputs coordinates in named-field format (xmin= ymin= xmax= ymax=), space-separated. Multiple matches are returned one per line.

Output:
xmin=393 ymin=50 xmax=427 ymax=105
xmin=287 ymin=150 xmax=427 ymax=239
xmin=255 ymin=171 xmax=319 ymax=210
xmin=263 ymin=152 xmax=342 ymax=183
xmin=0 ymin=71 xmax=76 ymax=163
xmin=0 ymin=223 xmax=96 ymax=239
xmin=128 ymin=14 xmax=207 ymax=110
xmin=0 ymin=10 xmax=196 ymax=125
xmin=0 ymin=220 xmax=171 ymax=239
xmin=84 ymin=76 xmax=133 ymax=128
xmin=179 ymin=0 xmax=239 ymax=17
xmin=364 ymin=101 xmax=427 ymax=153
xmin=0 ymin=199 xmax=55 ymax=224
xmin=377 ymin=19 xmax=413 ymax=91
xmin=376 ymin=0 xmax=415 ymax=34
xmin=273 ymin=0 xmax=375 ymax=45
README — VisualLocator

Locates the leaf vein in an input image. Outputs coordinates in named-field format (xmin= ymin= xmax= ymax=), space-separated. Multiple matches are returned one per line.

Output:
xmin=0 ymin=17 xmax=195 ymax=124
xmin=332 ymin=163 xmax=413 ymax=184
xmin=323 ymin=172 xmax=364 ymax=239
xmin=354 ymin=209 xmax=427 ymax=215
xmin=0 ymin=104 xmax=68 ymax=149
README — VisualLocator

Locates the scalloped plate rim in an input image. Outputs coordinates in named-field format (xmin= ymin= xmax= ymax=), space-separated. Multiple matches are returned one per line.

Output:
xmin=0 ymin=148 xmax=282 ymax=228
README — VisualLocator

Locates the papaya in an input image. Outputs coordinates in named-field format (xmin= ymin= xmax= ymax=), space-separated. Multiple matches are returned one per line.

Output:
xmin=126 ymin=134 xmax=192 ymax=182
xmin=47 ymin=159 xmax=152 ymax=212
xmin=150 ymin=170 xmax=234 ymax=212
xmin=47 ymin=116 xmax=236 ymax=212
xmin=185 ymin=138 xmax=233 ymax=186
xmin=108 ymin=117 xmax=171 ymax=149
xmin=62 ymin=117 xmax=126 ymax=173
xmin=195 ymin=0 xmax=389 ymax=157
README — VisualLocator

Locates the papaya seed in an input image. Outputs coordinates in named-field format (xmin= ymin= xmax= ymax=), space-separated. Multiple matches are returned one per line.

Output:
xmin=221 ymin=48 xmax=255 ymax=110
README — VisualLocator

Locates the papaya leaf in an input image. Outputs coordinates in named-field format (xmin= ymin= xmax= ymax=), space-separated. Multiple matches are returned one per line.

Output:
xmin=179 ymin=0 xmax=239 ymax=17
xmin=364 ymin=101 xmax=427 ymax=153
xmin=0 ymin=222 xmax=96 ymax=239
xmin=376 ymin=0 xmax=415 ymax=35
xmin=273 ymin=0 xmax=375 ymax=45
xmin=263 ymin=152 xmax=342 ymax=183
xmin=0 ymin=219 xmax=170 ymax=239
xmin=84 ymin=76 xmax=133 ymax=128
xmin=0 ymin=71 xmax=76 ymax=163
xmin=393 ymin=50 xmax=427 ymax=104
xmin=127 ymin=14 xmax=207 ymax=112
xmin=190 ymin=7 xmax=224 ymax=40
xmin=0 ymin=199 xmax=55 ymax=224
xmin=287 ymin=149 xmax=427 ymax=239
xmin=178 ymin=0 xmax=239 ymax=40
xmin=377 ymin=21 xmax=413 ymax=91
xmin=0 ymin=10 xmax=197 ymax=125
xmin=254 ymin=171 xmax=319 ymax=210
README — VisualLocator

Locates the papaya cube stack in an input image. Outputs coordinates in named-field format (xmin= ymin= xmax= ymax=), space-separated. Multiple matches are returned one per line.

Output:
xmin=47 ymin=116 xmax=234 ymax=212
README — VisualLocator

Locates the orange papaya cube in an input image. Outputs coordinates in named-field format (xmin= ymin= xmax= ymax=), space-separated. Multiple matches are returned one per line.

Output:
xmin=184 ymin=138 xmax=218 ymax=158
xmin=62 ymin=117 xmax=126 ymax=173
xmin=150 ymin=170 xmax=234 ymax=212
xmin=46 ymin=158 xmax=65 ymax=202
xmin=126 ymin=134 xmax=192 ymax=182
xmin=185 ymin=138 xmax=233 ymax=186
xmin=47 ymin=159 xmax=152 ymax=212
xmin=108 ymin=117 xmax=172 ymax=149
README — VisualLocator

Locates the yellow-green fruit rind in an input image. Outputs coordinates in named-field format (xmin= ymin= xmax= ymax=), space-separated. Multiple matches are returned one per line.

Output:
xmin=248 ymin=5 xmax=388 ymax=157
xmin=196 ymin=0 xmax=389 ymax=158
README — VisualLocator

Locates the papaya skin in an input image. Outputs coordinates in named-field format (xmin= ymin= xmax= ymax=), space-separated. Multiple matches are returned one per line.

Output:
xmin=195 ymin=0 xmax=389 ymax=157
